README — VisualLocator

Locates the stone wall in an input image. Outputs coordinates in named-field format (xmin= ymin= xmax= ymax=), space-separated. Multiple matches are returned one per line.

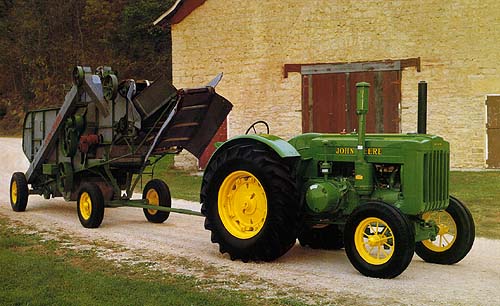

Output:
xmin=171 ymin=0 xmax=500 ymax=169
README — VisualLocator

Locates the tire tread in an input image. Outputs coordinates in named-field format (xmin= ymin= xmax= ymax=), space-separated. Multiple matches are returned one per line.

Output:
xmin=201 ymin=141 xmax=300 ymax=262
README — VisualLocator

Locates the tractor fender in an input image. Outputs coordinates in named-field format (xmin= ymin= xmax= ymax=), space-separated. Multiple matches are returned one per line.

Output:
xmin=211 ymin=134 xmax=300 ymax=161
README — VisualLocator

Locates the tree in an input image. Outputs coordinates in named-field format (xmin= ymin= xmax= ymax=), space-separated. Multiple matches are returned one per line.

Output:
xmin=0 ymin=0 xmax=175 ymax=133
xmin=114 ymin=0 xmax=173 ymax=80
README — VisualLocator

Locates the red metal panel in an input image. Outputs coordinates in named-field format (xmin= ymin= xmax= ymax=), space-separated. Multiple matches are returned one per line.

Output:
xmin=198 ymin=119 xmax=227 ymax=169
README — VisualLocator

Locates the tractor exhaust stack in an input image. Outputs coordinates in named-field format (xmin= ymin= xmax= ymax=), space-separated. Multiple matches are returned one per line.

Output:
xmin=418 ymin=81 xmax=427 ymax=134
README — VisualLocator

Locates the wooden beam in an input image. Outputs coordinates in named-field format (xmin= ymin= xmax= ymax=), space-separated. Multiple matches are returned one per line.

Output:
xmin=284 ymin=57 xmax=421 ymax=78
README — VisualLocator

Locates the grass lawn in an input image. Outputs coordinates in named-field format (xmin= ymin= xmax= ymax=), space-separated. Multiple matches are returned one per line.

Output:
xmin=147 ymin=154 xmax=202 ymax=202
xmin=1 ymin=156 xmax=497 ymax=304
xmin=151 ymin=155 xmax=500 ymax=240
xmin=0 ymin=218 xmax=304 ymax=306
xmin=450 ymin=171 xmax=500 ymax=239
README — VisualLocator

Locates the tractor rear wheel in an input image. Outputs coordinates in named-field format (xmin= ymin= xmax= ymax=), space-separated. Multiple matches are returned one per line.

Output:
xmin=142 ymin=179 xmax=171 ymax=223
xmin=77 ymin=183 xmax=105 ymax=228
xmin=201 ymin=142 xmax=300 ymax=262
xmin=415 ymin=196 xmax=475 ymax=265
xmin=10 ymin=172 xmax=29 ymax=212
xmin=298 ymin=224 xmax=344 ymax=250
xmin=344 ymin=201 xmax=415 ymax=278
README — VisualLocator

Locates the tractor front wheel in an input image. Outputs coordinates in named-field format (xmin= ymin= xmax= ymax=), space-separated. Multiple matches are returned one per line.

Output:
xmin=77 ymin=183 xmax=105 ymax=228
xmin=142 ymin=179 xmax=171 ymax=223
xmin=344 ymin=201 xmax=415 ymax=278
xmin=415 ymin=196 xmax=475 ymax=264
xmin=201 ymin=142 xmax=300 ymax=262
xmin=10 ymin=172 xmax=29 ymax=212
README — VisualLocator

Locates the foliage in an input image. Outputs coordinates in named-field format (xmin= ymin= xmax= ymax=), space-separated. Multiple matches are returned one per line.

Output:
xmin=0 ymin=0 xmax=173 ymax=134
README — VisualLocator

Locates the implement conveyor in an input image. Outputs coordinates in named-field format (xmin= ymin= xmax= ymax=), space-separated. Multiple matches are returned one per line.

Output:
xmin=10 ymin=66 xmax=231 ymax=228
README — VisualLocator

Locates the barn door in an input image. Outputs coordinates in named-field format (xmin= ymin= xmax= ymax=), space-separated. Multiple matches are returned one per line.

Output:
xmin=486 ymin=95 xmax=500 ymax=168
xmin=302 ymin=70 xmax=401 ymax=133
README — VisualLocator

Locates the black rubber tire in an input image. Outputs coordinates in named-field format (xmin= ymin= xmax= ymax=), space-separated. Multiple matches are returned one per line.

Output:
xmin=77 ymin=183 xmax=105 ymax=228
xmin=415 ymin=196 xmax=475 ymax=265
xmin=344 ymin=201 xmax=415 ymax=279
xmin=10 ymin=172 xmax=29 ymax=212
xmin=142 ymin=179 xmax=171 ymax=223
xmin=201 ymin=141 xmax=300 ymax=262
xmin=298 ymin=224 xmax=344 ymax=250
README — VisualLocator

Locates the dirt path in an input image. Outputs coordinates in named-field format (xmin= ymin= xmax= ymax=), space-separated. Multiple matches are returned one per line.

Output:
xmin=1 ymin=137 xmax=499 ymax=305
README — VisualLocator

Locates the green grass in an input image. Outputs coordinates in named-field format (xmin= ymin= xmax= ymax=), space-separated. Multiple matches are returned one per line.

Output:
xmin=450 ymin=171 xmax=500 ymax=239
xmin=2 ymin=167 xmax=497 ymax=305
xmin=150 ymin=154 xmax=202 ymax=202
xmin=152 ymin=158 xmax=500 ymax=240
xmin=0 ymin=217 xmax=306 ymax=306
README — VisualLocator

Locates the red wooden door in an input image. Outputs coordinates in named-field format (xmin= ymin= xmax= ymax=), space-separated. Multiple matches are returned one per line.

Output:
xmin=486 ymin=96 xmax=500 ymax=168
xmin=198 ymin=119 xmax=227 ymax=169
xmin=302 ymin=73 xmax=347 ymax=133
xmin=302 ymin=71 xmax=401 ymax=133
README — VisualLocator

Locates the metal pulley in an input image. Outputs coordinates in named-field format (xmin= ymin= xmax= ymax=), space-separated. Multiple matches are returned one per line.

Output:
xmin=102 ymin=73 xmax=118 ymax=101
xmin=96 ymin=66 xmax=118 ymax=102
xmin=61 ymin=115 xmax=85 ymax=157
xmin=72 ymin=66 xmax=85 ymax=86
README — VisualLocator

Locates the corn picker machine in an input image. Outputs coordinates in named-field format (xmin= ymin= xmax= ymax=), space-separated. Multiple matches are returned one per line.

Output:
xmin=10 ymin=68 xmax=474 ymax=278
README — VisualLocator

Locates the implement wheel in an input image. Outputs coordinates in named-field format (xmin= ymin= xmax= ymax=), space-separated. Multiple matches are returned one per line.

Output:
xmin=201 ymin=141 xmax=300 ymax=262
xmin=10 ymin=172 xmax=29 ymax=212
xmin=344 ymin=201 xmax=415 ymax=278
xmin=77 ymin=183 xmax=105 ymax=228
xmin=298 ymin=224 xmax=344 ymax=250
xmin=415 ymin=196 xmax=475 ymax=264
xmin=142 ymin=179 xmax=171 ymax=223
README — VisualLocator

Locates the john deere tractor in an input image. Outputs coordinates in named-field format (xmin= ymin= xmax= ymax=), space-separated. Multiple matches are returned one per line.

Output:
xmin=200 ymin=82 xmax=475 ymax=278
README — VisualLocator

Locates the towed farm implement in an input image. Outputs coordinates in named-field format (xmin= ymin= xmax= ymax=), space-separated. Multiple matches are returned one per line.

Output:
xmin=10 ymin=69 xmax=474 ymax=278
xmin=10 ymin=66 xmax=231 ymax=227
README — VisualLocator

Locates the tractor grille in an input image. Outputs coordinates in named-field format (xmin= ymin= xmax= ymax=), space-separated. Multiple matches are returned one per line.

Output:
xmin=423 ymin=150 xmax=449 ymax=211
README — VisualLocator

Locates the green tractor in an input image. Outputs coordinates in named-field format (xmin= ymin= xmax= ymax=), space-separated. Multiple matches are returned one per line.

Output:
xmin=200 ymin=82 xmax=475 ymax=278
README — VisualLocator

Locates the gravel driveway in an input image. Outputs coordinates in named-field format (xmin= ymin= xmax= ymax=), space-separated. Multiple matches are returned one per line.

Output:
xmin=1 ymin=137 xmax=499 ymax=305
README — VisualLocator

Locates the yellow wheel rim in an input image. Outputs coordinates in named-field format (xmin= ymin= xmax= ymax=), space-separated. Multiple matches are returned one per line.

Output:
xmin=421 ymin=210 xmax=457 ymax=252
xmin=354 ymin=217 xmax=395 ymax=265
xmin=146 ymin=189 xmax=159 ymax=215
xmin=79 ymin=192 xmax=92 ymax=220
xmin=218 ymin=170 xmax=267 ymax=239
xmin=11 ymin=180 xmax=18 ymax=204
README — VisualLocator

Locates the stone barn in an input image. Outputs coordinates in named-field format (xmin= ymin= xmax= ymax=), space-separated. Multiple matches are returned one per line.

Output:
xmin=154 ymin=0 xmax=500 ymax=169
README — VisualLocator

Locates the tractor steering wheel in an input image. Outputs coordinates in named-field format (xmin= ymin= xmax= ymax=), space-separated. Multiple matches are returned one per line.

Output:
xmin=245 ymin=120 xmax=270 ymax=135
